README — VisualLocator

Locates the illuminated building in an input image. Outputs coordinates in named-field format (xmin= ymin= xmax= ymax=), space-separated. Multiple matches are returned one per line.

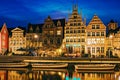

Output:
xmin=0 ymin=23 xmax=9 ymax=55
xmin=9 ymin=27 xmax=26 ymax=54
xmin=64 ymin=4 xmax=86 ymax=54
xmin=107 ymin=20 xmax=118 ymax=31
xmin=26 ymin=24 xmax=43 ymax=49
xmin=112 ymin=30 xmax=120 ymax=57
xmin=86 ymin=15 xmax=106 ymax=57
xmin=42 ymin=16 xmax=65 ymax=50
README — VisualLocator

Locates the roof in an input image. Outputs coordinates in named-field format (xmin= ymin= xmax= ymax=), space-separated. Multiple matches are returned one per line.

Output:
xmin=106 ymin=26 xmax=120 ymax=37
xmin=27 ymin=18 xmax=65 ymax=33
xmin=8 ymin=26 xmax=26 ymax=37
xmin=53 ymin=18 xmax=65 ymax=27
xmin=27 ymin=23 xmax=43 ymax=33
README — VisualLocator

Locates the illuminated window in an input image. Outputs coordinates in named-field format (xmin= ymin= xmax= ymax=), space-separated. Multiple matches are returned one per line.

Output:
xmin=101 ymin=47 xmax=104 ymax=53
xmin=57 ymin=31 xmax=61 ymax=35
xmin=92 ymin=25 xmax=95 ymax=29
xmin=78 ymin=39 xmax=80 ymax=42
xmin=87 ymin=32 xmax=91 ymax=36
xmin=82 ymin=38 xmax=85 ymax=42
xmin=96 ymin=25 xmax=100 ymax=29
xmin=92 ymin=32 xmax=95 ymax=36
xmin=96 ymin=47 xmax=100 ymax=52
xmin=101 ymin=32 xmax=104 ymax=36
xmin=66 ymin=39 xmax=69 ymax=42
xmin=96 ymin=32 xmax=100 ymax=36
xmin=82 ymin=30 xmax=85 ymax=33
xmin=50 ymin=31 xmax=53 ymax=35
xmin=92 ymin=47 xmax=95 ymax=53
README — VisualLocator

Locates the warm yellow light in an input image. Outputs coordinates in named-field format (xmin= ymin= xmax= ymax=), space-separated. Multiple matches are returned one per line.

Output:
xmin=34 ymin=34 xmax=38 ymax=38
xmin=109 ymin=35 xmax=113 ymax=38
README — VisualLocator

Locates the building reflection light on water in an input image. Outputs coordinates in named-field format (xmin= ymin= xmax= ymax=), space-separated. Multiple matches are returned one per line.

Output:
xmin=0 ymin=69 xmax=120 ymax=80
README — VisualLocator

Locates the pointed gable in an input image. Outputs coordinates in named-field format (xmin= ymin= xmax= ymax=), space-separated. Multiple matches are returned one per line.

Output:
xmin=89 ymin=15 xmax=104 ymax=24
xmin=87 ymin=15 xmax=106 ymax=29
xmin=12 ymin=27 xmax=24 ymax=33
xmin=1 ymin=23 xmax=8 ymax=34
xmin=43 ymin=16 xmax=55 ymax=28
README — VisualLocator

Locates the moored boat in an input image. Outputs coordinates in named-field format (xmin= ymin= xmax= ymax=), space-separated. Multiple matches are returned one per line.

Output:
xmin=0 ymin=63 xmax=29 ymax=68
xmin=75 ymin=64 xmax=115 ymax=71
xmin=31 ymin=63 xmax=68 ymax=69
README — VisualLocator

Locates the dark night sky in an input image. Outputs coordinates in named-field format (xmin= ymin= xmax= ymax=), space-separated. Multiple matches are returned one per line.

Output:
xmin=0 ymin=0 xmax=120 ymax=27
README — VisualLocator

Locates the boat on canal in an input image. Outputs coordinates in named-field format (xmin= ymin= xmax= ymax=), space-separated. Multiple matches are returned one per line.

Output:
xmin=0 ymin=63 xmax=29 ymax=68
xmin=75 ymin=64 xmax=115 ymax=72
xmin=31 ymin=63 xmax=68 ymax=69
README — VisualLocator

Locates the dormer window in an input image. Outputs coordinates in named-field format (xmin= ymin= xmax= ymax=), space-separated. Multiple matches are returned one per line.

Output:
xmin=74 ymin=16 xmax=77 ymax=19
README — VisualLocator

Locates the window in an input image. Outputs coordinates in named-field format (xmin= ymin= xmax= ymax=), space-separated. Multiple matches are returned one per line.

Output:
xmin=82 ymin=30 xmax=85 ymax=33
xmin=101 ymin=32 xmax=104 ymax=36
xmin=96 ymin=47 xmax=100 ymax=53
xmin=50 ymin=31 xmax=53 ymax=35
xmin=70 ymin=39 xmax=73 ymax=42
xmin=74 ymin=16 xmax=77 ymax=19
xmin=82 ymin=38 xmax=85 ymax=42
xmin=70 ymin=23 xmax=73 ymax=26
xmin=66 ymin=31 xmax=69 ymax=33
xmin=78 ymin=30 xmax=80 ymax=33
xmin=96 ymin=25 xmax=100 ymax=29
xmin=92 ymin=47 xmax=95 ymax=53
xmin=70 ymin=30 xmax=73 ymax=33
xmin=66 ymin=39 xmax=69 ymax=42
xmin=50 ymin=39 xmax=53 ymax=44
xmin=78 ymin=23 xmax=81 ymax=26
xmin=101 ymin=47 xmax=104 ymax=53
xmin=78 ymin=39 xmax=80 ymax=42
xmin=44 ymin=39 xmax=47 ymax=44
xmin=92 ymin=32 xmax=95 ymax=36
xmin=74 ymin=23 xmax=77 ymax=26
xmin=57 ymin=38 xmax=61 ymax=44
xmin=57 ymin=30 xmax=61 ymax=35
xmin=96 ymin=32 xmax=100 ymax=36
xmin=92 ymin=25 xmax=95 ymax=29
xmin=87 ymin=32 xmax=91 ymax=36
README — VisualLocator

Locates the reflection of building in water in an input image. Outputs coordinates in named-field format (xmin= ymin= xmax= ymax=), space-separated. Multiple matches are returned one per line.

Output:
xmin=115 ymin=72 xmax=120 ymax=80
xmin=32 ymin=71 xmax=65 ymax=80
xmin=0 ymin=71 xmax=7 ymax=80
xmin=8 ymin=71 xmax=28 ymax=80
xmin=7 ymin=70 xmax=66 ymax=80
xmin=76 ymin=72 xmax=115 ymax=80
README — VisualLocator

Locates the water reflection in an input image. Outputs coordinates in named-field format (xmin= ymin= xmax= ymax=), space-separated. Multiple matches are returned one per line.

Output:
xmin=0 ymin=68 xmax=119 ymax=80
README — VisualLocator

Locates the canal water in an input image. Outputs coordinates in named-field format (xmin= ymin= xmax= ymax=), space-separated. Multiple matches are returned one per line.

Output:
xmin=0 ymin=68 xmax=119 ymax=80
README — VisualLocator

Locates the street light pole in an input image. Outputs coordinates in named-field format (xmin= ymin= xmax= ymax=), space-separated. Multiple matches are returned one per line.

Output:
xmin=34 ymin=34 xmax=39 ymax=56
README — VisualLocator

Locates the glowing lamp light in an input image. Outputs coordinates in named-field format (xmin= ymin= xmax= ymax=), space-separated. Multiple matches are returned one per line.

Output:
xmin=34 ymin=34 xmax=38 ymax=38
xmin=109 ymin=35 xmax=113 ymax=38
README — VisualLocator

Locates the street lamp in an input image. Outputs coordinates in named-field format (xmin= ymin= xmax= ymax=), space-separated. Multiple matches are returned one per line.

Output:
xmin=34 ymin=34 xmax=39 ymax=56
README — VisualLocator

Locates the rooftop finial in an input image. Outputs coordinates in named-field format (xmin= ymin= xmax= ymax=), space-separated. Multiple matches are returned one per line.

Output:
xmin=73 ymin=0 xmax=78 ymax=11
